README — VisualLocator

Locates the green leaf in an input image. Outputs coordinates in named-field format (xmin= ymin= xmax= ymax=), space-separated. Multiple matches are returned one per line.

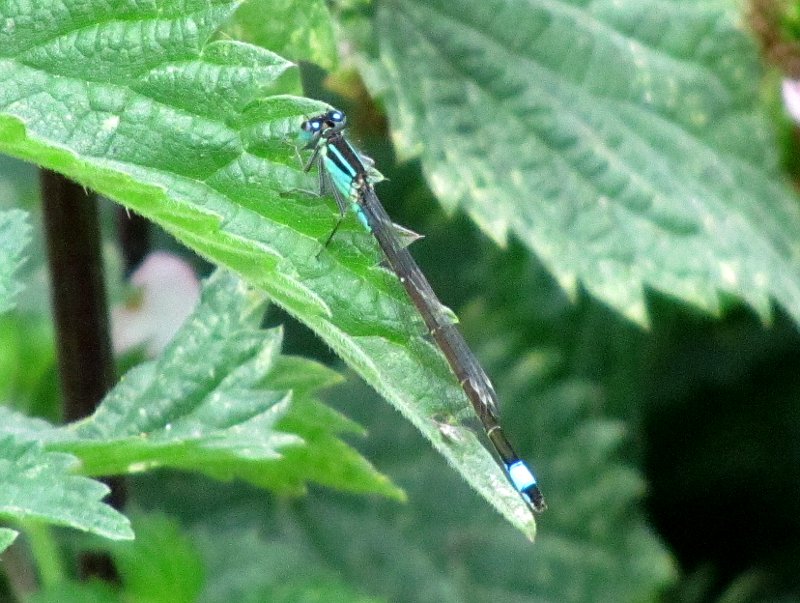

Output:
xmin=280 ymin=222 xmax=675 ymax=601
xmin=0 ymin=436 xmax=132 ymax=541
xmin=349 ymin=0 xmax=800 ymax=325
xmin=0 ymin=208 xmax=30 ymax=314
xmin=293 ymin=374 xmax=675 ymax=603
xmin=27 ymin=581 xmax=120 ymax=603
xmin=420 ymin=235 xmax=679 ymax=600
xmin=0 ymin=0 xmax=534 ymax=533
xmin=110 ymin=514 xmax=204 ymax=603
xmin=140 ymin=342 xmax=675 ymax=602
xmin=57 ymin=271 xmax=398 ymax=499
xmin=0 ymin=527 xmax=17 ymax=553
xmin=28 ymin=514 xmax=204 ymax=603
xmin=225 ymin=0 xmax=337 ymax=69
xmin=64 ymin=270 xmax=300 ymax=472
xmin=0 ymin=313 xmax=59 ymax=421
xmin=0 ymin=271 xmax=400 ymax=499
xmin=195 ymin=527 xmax=386 ymax=603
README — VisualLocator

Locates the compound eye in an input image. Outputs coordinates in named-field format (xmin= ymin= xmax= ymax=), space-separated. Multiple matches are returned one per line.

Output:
xmin=329 ymin=110 xmax=344 ymax=122
xmin=304 ymin=119 xmax=323 ymax=133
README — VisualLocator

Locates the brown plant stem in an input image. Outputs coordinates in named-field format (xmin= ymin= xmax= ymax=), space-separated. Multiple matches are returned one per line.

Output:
xmin=40 ymin=169 xmax=125 ymax=582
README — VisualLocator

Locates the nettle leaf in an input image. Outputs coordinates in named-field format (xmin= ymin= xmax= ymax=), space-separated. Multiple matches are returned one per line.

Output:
xmin=0 ymin=0 xmax=535 ymax=533
xmin=172 ymin=358 xmax=673 ymax=602
xmin=0 ymin=272 xmax=398 ymax=504
xmin=60 ymin=271 xmax=398 ymax=499
xmin=352 ymin=0 xmax=800 ymax=325
xmin=0 ymin=436 xmax=132 ymax=544
xmin=290 ymin=261 xmax=681 ymax=601
xmin=0 ymin=208 xmax=30 ymax=314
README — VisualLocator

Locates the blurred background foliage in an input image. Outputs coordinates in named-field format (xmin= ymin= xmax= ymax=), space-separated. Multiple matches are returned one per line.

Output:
xmin=2 ymin=0 xmax=800 ymax=602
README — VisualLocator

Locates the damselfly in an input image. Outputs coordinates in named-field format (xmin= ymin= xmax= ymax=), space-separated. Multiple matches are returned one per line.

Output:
xmin=299 ymin=109 xmax=545 ymax=513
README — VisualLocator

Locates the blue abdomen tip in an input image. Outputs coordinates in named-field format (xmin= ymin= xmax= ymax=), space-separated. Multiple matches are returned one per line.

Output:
xmin=507 ymin=460 xmax=537 ymax=492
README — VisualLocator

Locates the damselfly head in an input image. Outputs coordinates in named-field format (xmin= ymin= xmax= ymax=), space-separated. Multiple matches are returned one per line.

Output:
xmin=299 ymin=109 xmax=348 ymax=147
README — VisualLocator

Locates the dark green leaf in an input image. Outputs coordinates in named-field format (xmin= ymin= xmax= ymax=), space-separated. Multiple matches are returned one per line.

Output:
xmin=351 ymin=0 xmax=800 ymax=325
xmin=110 ymin=514 xmax=204 ymax=603
xmin=27 ymin=581 xmax=120 ymax=603
xmin=0 ymin=313 xmax=59 ymax=421
xmin=139 ymin=349 xmax=676 ymax=602
xmin=294 ymin=372 xmax=676 ymax=603
xmin=195 ymin=527 xmax=386 ymax=603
